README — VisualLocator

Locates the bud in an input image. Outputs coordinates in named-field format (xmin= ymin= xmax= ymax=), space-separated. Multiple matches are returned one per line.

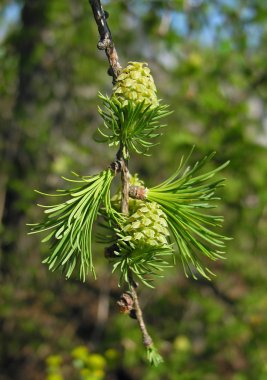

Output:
xmin=112 ymin=62 xmax=159 ymax=108
xmin=117 ymin=292 xmax=134 ymax=314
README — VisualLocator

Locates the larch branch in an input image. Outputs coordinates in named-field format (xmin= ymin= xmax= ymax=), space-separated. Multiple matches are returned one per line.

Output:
xmin=89 ymin=0 xmax=155 ymax=357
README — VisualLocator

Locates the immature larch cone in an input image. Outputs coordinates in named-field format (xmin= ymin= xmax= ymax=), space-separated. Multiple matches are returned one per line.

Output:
xmin=121 ymin=201 xmax=169 ymax=248
xmin=112 ymin=62 xmax=159 ymax=108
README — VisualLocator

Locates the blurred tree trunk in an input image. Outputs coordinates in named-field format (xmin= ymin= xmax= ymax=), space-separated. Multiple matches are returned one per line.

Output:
xmin=1 ymin=0 xmax=48 ymax=277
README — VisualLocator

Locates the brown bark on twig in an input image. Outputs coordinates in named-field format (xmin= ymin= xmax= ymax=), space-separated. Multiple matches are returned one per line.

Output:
xmin=128 ymin=273 xmax=153 ymax=348
xmin=88 ymin=0 xmax=122 ymax=83
xmin=118 ymin=146 xmax=153 ymax=350
xmin=120 ymin=155 xmax=130 ymax=215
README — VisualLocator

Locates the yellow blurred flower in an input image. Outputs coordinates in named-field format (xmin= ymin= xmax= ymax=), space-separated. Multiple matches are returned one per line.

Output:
xmin=86 ymin=354 xmax=106 ymax=370
xmin=71 ymin=345 xmax=90 ymax=360
xmin=46 ymin=355 xmax=62 ymax=368
xmin=173 ymin=335 xmax=191 ymax=352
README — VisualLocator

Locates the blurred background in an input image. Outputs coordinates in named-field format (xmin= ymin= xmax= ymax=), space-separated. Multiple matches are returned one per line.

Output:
xmin=1 ymin=0 xmax=267 ymax=379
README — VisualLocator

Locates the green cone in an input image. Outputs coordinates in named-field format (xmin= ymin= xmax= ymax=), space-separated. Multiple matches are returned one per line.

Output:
xmin=113 ymin=199 xmax=173 ymax=286
xmin=120 ymin=201 xmax=169 ymax=248
xmin=112 ymin=62 xmax=159 ymax=108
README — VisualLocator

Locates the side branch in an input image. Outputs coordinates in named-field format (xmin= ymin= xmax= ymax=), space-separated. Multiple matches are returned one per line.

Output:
xmin=89 ymin=0 xmax=122 ymax=82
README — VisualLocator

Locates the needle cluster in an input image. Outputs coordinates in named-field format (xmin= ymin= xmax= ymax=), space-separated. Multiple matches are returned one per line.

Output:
xmin=30 ymin=59 xmax=230 ymax=366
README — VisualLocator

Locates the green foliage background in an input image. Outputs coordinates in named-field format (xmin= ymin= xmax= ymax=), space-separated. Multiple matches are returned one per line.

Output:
xmin=1 ymin=1 xmax=267 ymax=379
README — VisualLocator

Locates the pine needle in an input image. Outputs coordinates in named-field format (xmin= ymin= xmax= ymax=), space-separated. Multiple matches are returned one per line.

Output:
xmin=97 ymin=93 xmax=172 ymax=156
xmin=29 ymin=169 xmax=116 ymax=281
xmin=147 ymin=153 xmax=230 ymax=280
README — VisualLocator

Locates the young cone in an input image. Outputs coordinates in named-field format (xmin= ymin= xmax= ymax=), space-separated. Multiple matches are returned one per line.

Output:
xmin=112 ymin=200 xmax=174 ymax=287
xmin=112 ymin=62 xmax=159 ymax=108
xmin=120 ymin=201 xmax=170 ymax=248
